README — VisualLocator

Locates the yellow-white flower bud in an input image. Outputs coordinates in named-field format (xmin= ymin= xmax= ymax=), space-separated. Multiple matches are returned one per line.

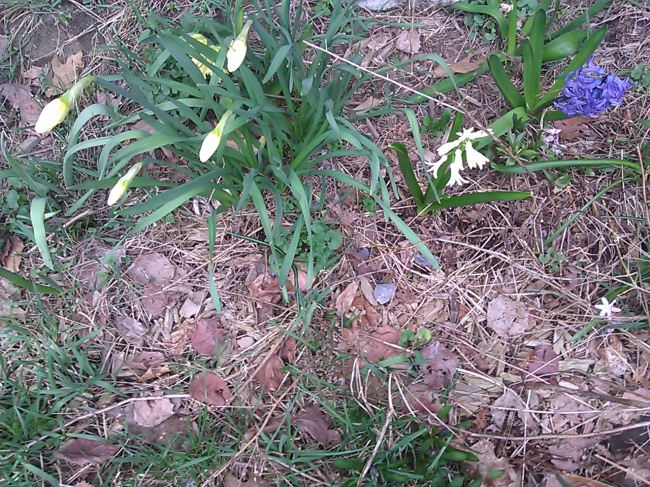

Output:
xmin=34 ymin=75 xmax=95 ymax=134
xmin=226 ymin=20 xmax=252 ymax=73
xmin=35 ymin=97 xmax=70 ymax=134
xmin=107 ymin=162 xmax=143 ymax=207
xmin=199 ymin=110 xmax=233 ymax=162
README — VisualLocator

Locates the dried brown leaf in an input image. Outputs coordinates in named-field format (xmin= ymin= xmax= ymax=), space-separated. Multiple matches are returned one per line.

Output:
xmin=223 ymin=473 xmax=271 ymax=487
xmin=128 ymin=252 xmax=176 ymax=286
xmin=335 ymin=282 xmax=359 ymax=316
xmin=395 ymin=30 xmax=421 ymax=54
xmin=0 ymin=83 xmax=32 ymax=108
xmin=279 ymin=337 xmax=297 ymax=363
xmin=295 ymin=406 xmax=340 ymax=446
xmin=114 ymin=315 xmax=148 ymax=344
xmin=46 ymin=51 xmax=84 ymax=96
xmin=420 ymin=341 xmax=458 ymax=389
xmin=1 ymin=236 xmax=24 ymax=272
xmin=72 ymin=482 xmax=96 ymax=487
xmin=191 ymin=318 xmax=227 ymax=357
xmin=125 ymin=405 xmax=195 ymax=447
xmin=358 ymin=326 xmax=403 ymax=362
xmin=433 ymin=55 xmax=485 ymax=78
xmin=467 ymin=439 xmax=521 ymax=487
xmin=527 ymin=344 xmax=559 ymax=376
xmin=125 ymin=351 xmax=166 ymax=373
xmin=132 ymin=396 xmax=176 ymax=427
xmin=596 ymin=335 xmax=629 ymax=377
xmin=166 ymin=319 xmax=195 ymax=355
xmin=54 ymin=438 xmax=119 ymax=465
xmin=189 ymin=371 xmax=232 ymax=407
xmin=486 ymin=295 xmax=532 ymax=338
xmin=256 ymin=354 xmax=285 ymax=393
xmin=553 ymin=116 xmax=592 ymax=141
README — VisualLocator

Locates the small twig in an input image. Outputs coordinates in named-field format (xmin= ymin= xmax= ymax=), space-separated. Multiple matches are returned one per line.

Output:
xmin=594 ymin=454 xmax=650 ymax=487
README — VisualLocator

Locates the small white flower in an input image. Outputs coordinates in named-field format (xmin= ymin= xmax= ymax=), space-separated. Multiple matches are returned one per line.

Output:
xmin=464 ymin=140 xmax=489 ymax=169
xmin=500 ymin=3 xmax=514 ymax=13
xmin=594 ymin=297 xmax=621 ymax=319
xmin=446 ymin=149 xmax=467 ymax=186
xmin=426 ymin=127 xmax=492 ymax=187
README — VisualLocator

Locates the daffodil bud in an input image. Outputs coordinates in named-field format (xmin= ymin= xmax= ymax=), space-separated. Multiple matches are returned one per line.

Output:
xmin=34 ymin=75 xmax=95 ymax=134
xmin=107 ymin=162 xmax=143 ymax=207
xmin=199 ymin=110 xmax=233 ymax=162
xmin=226 ymin=20 xmax=252 ymax=73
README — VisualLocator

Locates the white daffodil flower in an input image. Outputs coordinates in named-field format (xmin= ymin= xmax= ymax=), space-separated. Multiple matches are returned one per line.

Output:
xmin=426 ymin=127 xmax=492 ymax=187
xmin=199 ymin=110 xmax=233 ymax=162
xmin=226 ymin=20 xmax=253 ymax=73
xmin=34 ymin=75 xmax=95 ymax=133
xmin=107 ymin=162 xmax=143 ymax=207
xmin=594 ymin=297 xmax=621 ymax=319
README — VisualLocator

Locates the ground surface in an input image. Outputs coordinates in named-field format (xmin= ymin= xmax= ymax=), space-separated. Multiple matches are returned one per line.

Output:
xmin=1 ymin=0 xmax=650 ymax=486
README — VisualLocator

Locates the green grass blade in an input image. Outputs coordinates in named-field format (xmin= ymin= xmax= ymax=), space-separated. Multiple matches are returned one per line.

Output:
xmin=0 ymin=268 xmax=61 ymax=294
xmin=207 ymin=212 xmax=223 ymax=313
xmin=422 ymin=190 xmax=532 ymax=212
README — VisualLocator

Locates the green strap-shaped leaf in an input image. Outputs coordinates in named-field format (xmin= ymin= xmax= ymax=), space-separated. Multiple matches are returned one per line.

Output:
xmin=390 ymin=143 xmax=425 ymax=210
xmin=521 ymin=41 xmax=541 ymax=111
xmin=0 ymin=267 xmax=61 ymax=294
xmin=30 ymin=197 xmax=54 ymax=270
xmin=423 ymin=191 xmax=532 ymax=213
xmin=263 ymin=44 xmax=294 ymax=84
xmin=487 ymin=55 xmax=525 ymax=109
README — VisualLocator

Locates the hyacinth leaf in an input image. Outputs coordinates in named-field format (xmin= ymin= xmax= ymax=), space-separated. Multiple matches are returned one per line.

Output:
xmin=520 ymin=0 xmax=555 ymax=36
xmin=487 ymin=55 xmax=525 ymax=109
xmin=549 ymin=0 xmax=612 ymax=40
xmin=450 ymin=1 xmax=507 ymax=40
xmin=522 ymin=41 xmax=541 ymax=112
xmin=404 ymin=61 xmax=490 ymax=104
xmin=506 ymin=2 xmax=518 ymax=55
xmin=542 ymin=30 xmax=589 ymax=63
xmin=539 ymin=27 xmax=608 ymax=107
xmin=491 ymin=158 xmax=642 ymax=174
xmin=422 ymin=191 xmax=532 ymax=213
xmin=390 ymin=143 xmax=425 ymax=210
xmin=529 ymin=9 xmax=546 ymax=66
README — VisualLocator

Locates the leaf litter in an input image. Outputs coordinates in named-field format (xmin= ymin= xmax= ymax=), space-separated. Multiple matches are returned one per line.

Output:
xmin=189 ymin=371 xmax=232 ymax=407
xmin=55 ymin=438 xmax=120 ymax=466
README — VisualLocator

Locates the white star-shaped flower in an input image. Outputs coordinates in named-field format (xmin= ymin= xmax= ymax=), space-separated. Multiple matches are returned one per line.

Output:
xmin=594 ymin=297 xmax=621 ymax=319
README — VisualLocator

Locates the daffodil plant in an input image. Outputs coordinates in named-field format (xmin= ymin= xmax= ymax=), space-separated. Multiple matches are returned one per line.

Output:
xmin=46 ymin=0 xmax=438 ymax=292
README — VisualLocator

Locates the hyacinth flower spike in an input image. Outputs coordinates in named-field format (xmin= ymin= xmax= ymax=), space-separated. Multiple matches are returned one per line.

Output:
xmin=427 ymin=127 xmax=492 ymax=187
xmin=35 ymin=75 xmax=95 ymax=134
xmin=554 ymin=56 xmax=634 ymax=118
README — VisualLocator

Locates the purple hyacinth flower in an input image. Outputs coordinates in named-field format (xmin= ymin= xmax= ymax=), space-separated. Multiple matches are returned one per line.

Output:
xmin=554 ymin=56 xmax=635 ymax=118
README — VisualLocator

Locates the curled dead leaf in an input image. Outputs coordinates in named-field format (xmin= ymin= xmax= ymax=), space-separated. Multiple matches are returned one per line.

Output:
xmin=125 ymin=351 xmax=166 ymax=374
xmin=335 ymin=282 xmax=359 ymax=316
xmin=433 ymin=55 xmax=485 ymax=78
xmin=189 ymin=371 xmax=232 ymax=407
xmin=114 ymin=315 xmax=148 ymax=344
xmin=132 ymin=396 xmax=176 ymax=428
xmin=256 ymin=354 xmax=285 ymax=393
xmin=54 ymin=438 xmax=119 ymax=465
xmin=191 ymin=318 xmax=227 ymax=357
xmin=295 ymin=406 xmax=340 ymax=446
xmin=486 ymin=295 xmax=532 ymax=338
xmin=395 ymin=30 xmax=421 ymax=54
xmin=419 ymin=341 xmax=458 ymax=389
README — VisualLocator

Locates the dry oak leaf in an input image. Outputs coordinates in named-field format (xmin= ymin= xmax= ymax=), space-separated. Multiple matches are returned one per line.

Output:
xmin=1 ymin=236 xmax=24 ymax=273
xmin=125 ymin=405 xmax=196 ymax=447
xmin=335 ymin=281 xmax=359 ymax=316
xmin=358 ymin=326 xmax=403 ymax=362
xmin=552 ymin=116 xmax=592 ymax=141
xmin=46 ymin=51 xmax=84 ymax=96
xmin=191 ymin=318 xmax=227 ymax=357
xmin=132 ymin=396 xmax=176 ymax=428
xmin=125 ymin=351 xmax=166 ymax=374
xmin=433 ymin=55 xmax=485 ymax=78
xmin=486 ymin=295 xmax=532 ymax=338
xmin=395 ymin=30 xmax=421 ymax=54
xmin=295 ymin=406 xmax=341 ymax=446
xmin=256 ymin=354 xmax=285 ymax=393
xmin=55 ymin=438 xmax=119 ymax=466
xmin=0 ymin=83 xmax=40 ymax=127
xmin=526 ymin=344 xmax=559 ymax=376
xmin=467 ymin=439 xmax=521 ymax=487
xmin=114 ymin=315 xmax=148 ymax=344
xmin=189 ymin=371 xmax=232 ymax=407
xmin=419 ymin=341 xmax=458 ymax=389
xmin=223 ymin=473 xmax=270 ymax=487
xmin=128 ymin=252 xmax=176 ymax=286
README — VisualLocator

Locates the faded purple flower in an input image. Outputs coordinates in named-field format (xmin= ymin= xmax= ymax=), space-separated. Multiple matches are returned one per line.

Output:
xmin=554 ymin=56 xmax=634 ymax=118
